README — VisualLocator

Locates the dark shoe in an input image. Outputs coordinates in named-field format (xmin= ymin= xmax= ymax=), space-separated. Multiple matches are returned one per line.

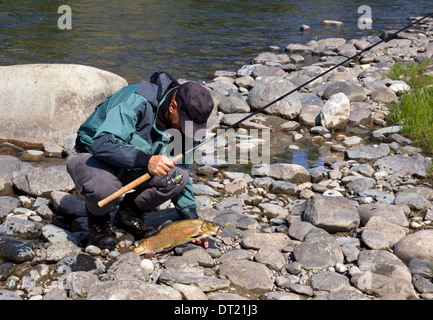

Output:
xmin=87 ymin=210 xmax=118 ymax=250
xmin=114 ymin=203 xmax=156 ymax=239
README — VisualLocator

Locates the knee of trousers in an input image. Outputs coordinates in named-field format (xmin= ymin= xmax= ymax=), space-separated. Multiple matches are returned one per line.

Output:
xmin=81 ymin=175 xmax=123 ymax=216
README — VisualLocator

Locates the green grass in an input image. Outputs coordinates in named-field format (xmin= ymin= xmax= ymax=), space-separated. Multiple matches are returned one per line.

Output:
xmin=387 ymin=59 xmax=433 ymax=154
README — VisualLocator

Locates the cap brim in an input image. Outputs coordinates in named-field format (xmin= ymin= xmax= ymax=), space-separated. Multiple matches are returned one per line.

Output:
xmin=179 ymin=109 xmax=208 ymax=140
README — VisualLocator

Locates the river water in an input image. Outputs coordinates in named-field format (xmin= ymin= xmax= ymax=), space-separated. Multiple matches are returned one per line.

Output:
xmin=0 ymin=0 xmax=431 ymax=83
xmin=0 ymin=0 xmax=431 ymax=169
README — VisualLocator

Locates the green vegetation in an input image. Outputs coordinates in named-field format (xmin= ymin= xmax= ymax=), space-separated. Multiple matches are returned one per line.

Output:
xmin=387 ymin=59 xmax=433 ymax=154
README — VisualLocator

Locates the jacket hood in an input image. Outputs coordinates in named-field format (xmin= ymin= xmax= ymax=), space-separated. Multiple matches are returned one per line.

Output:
xmin=135 ymin=72 xmax=179 ymax=109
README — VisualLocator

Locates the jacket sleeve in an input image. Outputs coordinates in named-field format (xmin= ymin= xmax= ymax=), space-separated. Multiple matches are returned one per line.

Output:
xmin=90 ymin=101 xmax=153 ymax=170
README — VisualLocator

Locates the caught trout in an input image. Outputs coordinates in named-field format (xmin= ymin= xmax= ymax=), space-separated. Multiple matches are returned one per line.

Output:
xmin=130 ymin=219 xmax=223 ymax=255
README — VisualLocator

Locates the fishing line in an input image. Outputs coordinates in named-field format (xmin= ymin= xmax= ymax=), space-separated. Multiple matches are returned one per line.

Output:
xmin=185 ymin=11 xmax=433 ymax=158
xmin=98 ymin=12 xmax=433 ymax=208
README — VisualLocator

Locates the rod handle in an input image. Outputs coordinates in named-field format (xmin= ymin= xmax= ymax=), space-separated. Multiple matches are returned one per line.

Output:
xmin=97 ymin=153 xmax=184 ymax=208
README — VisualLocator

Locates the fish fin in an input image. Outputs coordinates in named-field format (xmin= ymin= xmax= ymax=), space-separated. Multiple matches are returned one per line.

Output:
xmin=157 ymin=220 xmax=173 ymax=231
xmin=118 ymin=247 xmax=133 ymax=254
xmin=190 ymin=232 xmax=204 ymax=239
xmin=144 ymin=253 xmax=156 ymax=259
xmin=163 ymin=245 xmax=174 ymax=251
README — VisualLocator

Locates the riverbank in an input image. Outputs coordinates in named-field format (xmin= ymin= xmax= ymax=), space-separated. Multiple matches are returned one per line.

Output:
xmin=1 ymin=15 xmax=433 ymax=301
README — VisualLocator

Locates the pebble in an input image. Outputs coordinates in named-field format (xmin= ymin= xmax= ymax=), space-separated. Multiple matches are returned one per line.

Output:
xmin=1 ymin=15 xmax=433 ymax=301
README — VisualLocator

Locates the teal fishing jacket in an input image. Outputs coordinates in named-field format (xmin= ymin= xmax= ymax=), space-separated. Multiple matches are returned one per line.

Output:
xmin=76 ymin=72 xmax=196 ymax=216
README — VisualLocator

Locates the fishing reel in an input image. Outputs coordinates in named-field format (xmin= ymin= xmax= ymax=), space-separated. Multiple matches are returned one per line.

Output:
xmin=166 ymin=170 xmax=184 ymax=189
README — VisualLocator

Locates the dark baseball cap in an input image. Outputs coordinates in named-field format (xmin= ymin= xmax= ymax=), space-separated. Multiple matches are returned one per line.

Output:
xmin=175 ymin=82 xmax=214 ymax=140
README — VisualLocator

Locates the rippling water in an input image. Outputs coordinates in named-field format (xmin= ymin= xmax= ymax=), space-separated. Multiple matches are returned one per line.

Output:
xmin=0 ymin=0 xmax=431 ymax=83
xmin=1 ymin=1 xmax=431 ymax=169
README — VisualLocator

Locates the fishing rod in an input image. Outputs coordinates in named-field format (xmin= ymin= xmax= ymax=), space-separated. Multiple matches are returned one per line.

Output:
xmin=98 ymin=12 xmax=433 ymax=208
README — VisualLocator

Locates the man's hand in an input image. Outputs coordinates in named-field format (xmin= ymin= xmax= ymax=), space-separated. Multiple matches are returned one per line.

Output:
xmin=192 ymin=238 xmax=209 ymax=249
xmin=148 ymin=155 xmax=175 ymax=176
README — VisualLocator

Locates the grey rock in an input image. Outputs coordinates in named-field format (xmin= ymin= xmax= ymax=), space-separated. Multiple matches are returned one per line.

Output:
xmin=311 ymin=271 xmax=353 ymax=292
xmin=270 ymin=180 xmax=298 ymax=196
xmin=358 ymin=250 xmax=412 ymax=283
xmin=45 ymin=241 xmax=82 ymax=263
xmin=394 ymin=230 xmax=433 ymax=265
xmin=0 ymin=236 xmax=37 ymax=263
xmin=372 ymin=126 xmax=403 ymax=136
xmin=0 ymin=64 xmax=127 ymax=146
xmin=240 ymin=232 xmax=292 ymax=251
xmin=41 ymin=224 xmax=81 ymax=245
xmin=302 ymin=195 xmax=360 ymax=233
xmin=253 ymin=52 xmax=291 ymax=65
xmin=361 ymin=231 xmax=391 ymax=250
xmin=171 ymin=283 xmax=208 ymax=300
xmin=345 ymin=143 xmax=390 ymax=161
xmin=236 ymin=64 xmax=261 ymax=77
xmin=293 ymin=228 xmax=344 ymax=270
xmin=247 ymin=77 xmax=302 ymax=120
xmin=164 ymin=256 xmax=199 ymax=269
xmin=160 ymin=268 xmax=230 ymax=292
xmin=288 ymin=220 xmax=315 ymax=241
xmin=312 ymin=290 xmax=369 ymax=300
xmin=55 ymin=253 xmax=105 ymax=275
xmin=0 ymin=217 xmax=43 ymax=240
xmin=341 ymin=244 xmax=360 ymax=263
xmin=351 ymin=271 xmax=416 ymax=299
xmin=254 ymin=247 xmax=287 ymax=271
xmin=253 ymin=163 xmax=310 ymax=184
xmin=346 ymin=178 xmax=375 ymax=193
xmin=323 ymin=81 xmax=367 ymax=102
xmin=357 ymin=203 xmax=409 ymax=227
xmin=408 ymin=260 xmax=433 ymax=279
xmin=374 ymin=154 xmax=432 ymax=178
xmin=0 ymin=196 xmax=20 ymax=223
xmin=361 ymin=216 xmax=407 ymax=249
xmin=218 ymin=260 xmax=273 ymax=293
xmin=183 ymin=248 xmax=215 ymax=267
xmin=212 ymin=209 xmax=259 ymax=234
xmin=258 ymin=203 xmax=289 ymax=220
xmin=320 ymin=92 xmax=351 ymax=130
xmin=13 ymin=166 xmax=75 ymax=197
xmin=370 ymin=87 xmax=398 ymax=103
xmin=50 ymin=191 xmax=86 ymax=218
xmin=106 ymin=252 xmax=148 ymax=281
xmin=413 ymin=274 xmax=433 ymax=293
xmin=394 ymin=192 xmax=432 ymax=211
xmin=251 ymin=65 xmax=286 ymax=78
xmin=357 ymin=189 xmax=395 ymax=204
xmin=193 ymin=184 xmax=219 ymax=196
xmin=65 ymin=271 xmax=100 ymax=299
xmin=299 ymin=105 xmax=321 ymax=127
xmin=348 ymin=107 xmax=372 ymax=126
xmin=207 ymin=292 xmax=247 ymax=300
xmin=218 ymin=96 xmax=250 ymax=114
xmin=0 ymin=289 xmax=23 ymax=300
xmin=87 ymin=280 xmax=182 ymax=300
xmin=0 ymin=156 xmax=30 ymax=196
xmin=217 ymin=250 xmax=254 ymax=264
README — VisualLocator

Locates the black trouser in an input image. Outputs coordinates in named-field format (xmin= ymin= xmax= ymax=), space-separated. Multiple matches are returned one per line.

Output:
xmin=66 ymin=148 xmax=189 ymax=217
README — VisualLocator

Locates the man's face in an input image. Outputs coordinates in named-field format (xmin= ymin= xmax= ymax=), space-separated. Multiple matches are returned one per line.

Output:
xmin=165 ymin=92 xmax=182 ymax=132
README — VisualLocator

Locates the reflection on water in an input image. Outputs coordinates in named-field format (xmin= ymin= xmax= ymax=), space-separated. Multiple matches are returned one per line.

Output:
xmin=0 ymin=0 xmax=431 ymax=83
xmin=1 ymin=0 xmax=431 ymax=171
xmin=279 ymin=138 xmax=325 ymax=169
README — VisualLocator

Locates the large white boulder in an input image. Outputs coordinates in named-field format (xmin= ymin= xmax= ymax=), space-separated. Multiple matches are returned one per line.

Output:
xmin=320 ymin=92 xmax=351 ymax=131
xmin=0 ymin=64 xmax=128 ymax=146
